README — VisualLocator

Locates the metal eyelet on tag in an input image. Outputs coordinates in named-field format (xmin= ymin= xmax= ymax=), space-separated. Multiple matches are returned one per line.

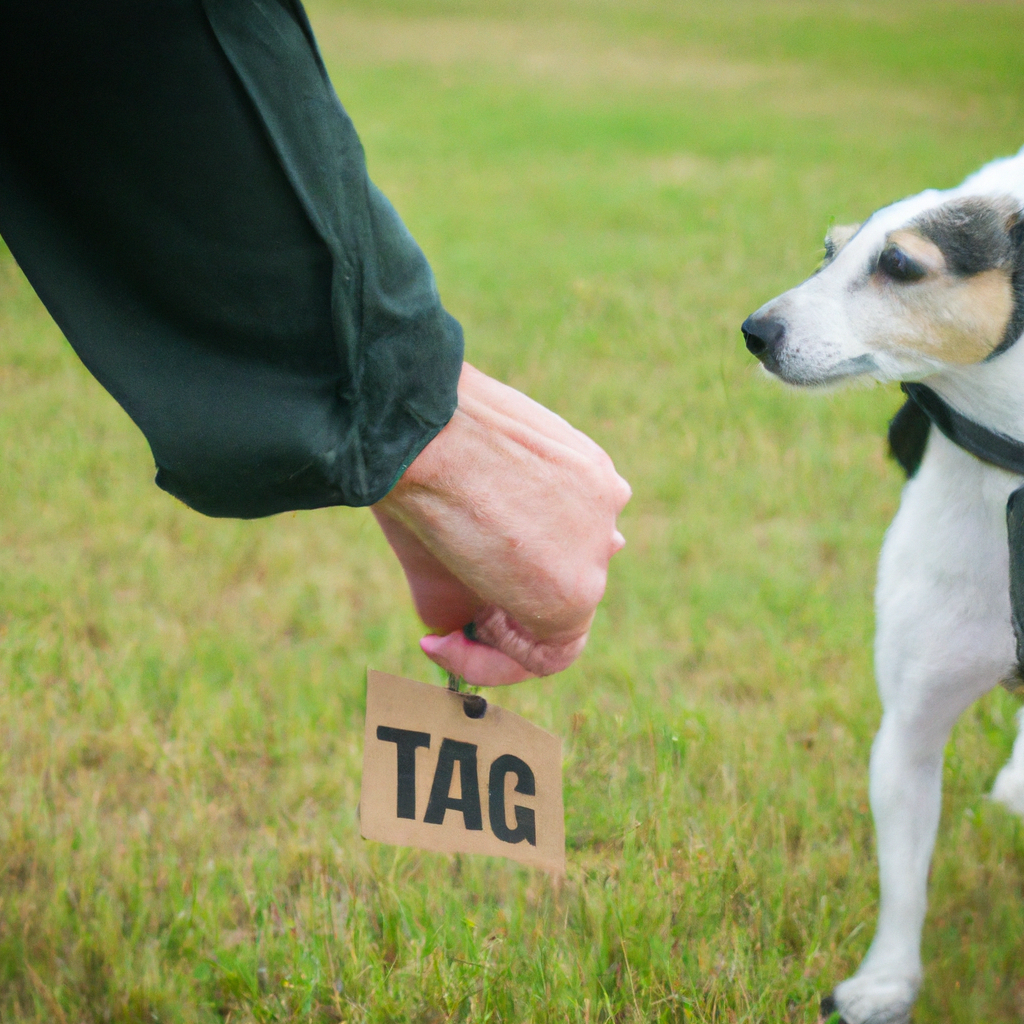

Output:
xmin=462 ymin=694 xmax=487 ymax=718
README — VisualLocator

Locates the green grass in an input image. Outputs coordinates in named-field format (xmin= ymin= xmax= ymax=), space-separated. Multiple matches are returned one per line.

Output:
xmin=2 ymin=1 xmax=1024 ymax=1020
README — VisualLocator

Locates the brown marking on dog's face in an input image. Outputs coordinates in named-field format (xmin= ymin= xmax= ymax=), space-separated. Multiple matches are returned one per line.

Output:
xmin=878 ymin=268 xmax=1014 ymax=364
xmin=822 ymin=223 xmax=861 ymax=265
xmin=867 ymin=196 xmax=1023 ymax=364
xmin=884 ymin=230 xmax=944 ymax=275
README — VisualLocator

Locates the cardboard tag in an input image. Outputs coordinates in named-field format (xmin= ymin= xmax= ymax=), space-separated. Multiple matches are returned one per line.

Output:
xmin=360 ymin=670 xmax=565 ymax=875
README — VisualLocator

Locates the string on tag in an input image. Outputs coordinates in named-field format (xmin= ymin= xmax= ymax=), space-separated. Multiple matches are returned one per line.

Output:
xmin=447 ymin=669 xmax=487 ymax=719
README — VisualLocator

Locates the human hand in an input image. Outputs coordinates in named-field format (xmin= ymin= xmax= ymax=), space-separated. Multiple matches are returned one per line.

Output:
xmin=372 ymin=362 xmax=630 ymax=686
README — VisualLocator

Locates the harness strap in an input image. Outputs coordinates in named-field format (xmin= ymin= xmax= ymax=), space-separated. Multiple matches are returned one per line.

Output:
xmin=893 ymin=383 xmax=1024 ymax=683
xmin=902 ymin=382 xmax=1024 ymax=475
xmin=1007 ymin=491 xmax=1024 ymax=685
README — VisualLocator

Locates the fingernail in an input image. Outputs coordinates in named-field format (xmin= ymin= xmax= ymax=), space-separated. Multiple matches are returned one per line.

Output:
xmin=612 ymin=530 xmax=626 ymax=552
xmin=420 ymin=635 xmax=443 ymax=656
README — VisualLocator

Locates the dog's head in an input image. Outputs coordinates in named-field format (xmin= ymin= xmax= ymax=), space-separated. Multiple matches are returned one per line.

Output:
xmin=742 ymin=191 xmax=1024 ymax=386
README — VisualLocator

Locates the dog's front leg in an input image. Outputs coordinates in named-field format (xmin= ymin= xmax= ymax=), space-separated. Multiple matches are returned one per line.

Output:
xmin=827 ymin=443 xmax=1016 ymax=1024
xmin=991 ymin=707 xmax=1024 ymax=815
xmin=829 ymin=706 xmax=951 ymax=1023
xmin=828 ymin=642 xmax=1003 ymax=1024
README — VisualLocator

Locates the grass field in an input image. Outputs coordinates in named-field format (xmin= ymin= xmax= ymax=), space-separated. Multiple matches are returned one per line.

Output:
xmin=2 ymin=1 xmax=1024 ymax=1020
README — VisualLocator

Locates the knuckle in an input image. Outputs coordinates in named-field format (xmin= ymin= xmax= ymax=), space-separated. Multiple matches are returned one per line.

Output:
xmin=563 ymin=569 xmax=605 ymax=621
xmin=583 ymin=455 xmax=630 ymax=511
xmin=532 ymin=632 xmax=589 ymax=676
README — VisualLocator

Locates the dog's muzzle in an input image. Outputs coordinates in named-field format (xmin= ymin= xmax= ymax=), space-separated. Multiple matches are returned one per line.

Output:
xmin=741 ymin=313 xmax=785 ymax=373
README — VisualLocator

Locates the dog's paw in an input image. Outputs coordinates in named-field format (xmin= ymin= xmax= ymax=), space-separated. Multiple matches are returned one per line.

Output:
xmin=825 ymin=974 xmax=916 ymax=1024
xmin=819 ymin=994 xmax=848 ymax=1023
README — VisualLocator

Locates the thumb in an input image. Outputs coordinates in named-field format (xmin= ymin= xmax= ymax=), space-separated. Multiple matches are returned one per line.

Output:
xmin=420 ymin=632 xmax=535 ymax=687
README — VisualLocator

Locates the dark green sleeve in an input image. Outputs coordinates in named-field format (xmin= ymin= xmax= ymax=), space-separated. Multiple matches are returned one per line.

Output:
xmin=0 ymin=0 xmax=463 ymax=518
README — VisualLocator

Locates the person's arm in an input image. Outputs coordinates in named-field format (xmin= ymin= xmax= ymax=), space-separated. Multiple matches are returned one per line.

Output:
xmin=0 ymin=1 xmax=626 ymax=685
xmin=373 ymin=362 xmax=630 ymax=686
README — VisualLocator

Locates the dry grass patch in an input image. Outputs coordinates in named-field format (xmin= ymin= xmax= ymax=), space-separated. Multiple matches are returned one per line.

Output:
xmin=313 ymin=8 xmax=785 ymax=91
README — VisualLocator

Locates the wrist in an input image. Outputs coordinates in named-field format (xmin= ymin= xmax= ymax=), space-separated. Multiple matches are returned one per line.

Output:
xmin=374 ymin=361 xmax=477 ymax=516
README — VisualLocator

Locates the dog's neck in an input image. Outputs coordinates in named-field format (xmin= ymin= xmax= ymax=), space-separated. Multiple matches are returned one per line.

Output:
xmin=921 ymin=336 xmax=1024 ymax=443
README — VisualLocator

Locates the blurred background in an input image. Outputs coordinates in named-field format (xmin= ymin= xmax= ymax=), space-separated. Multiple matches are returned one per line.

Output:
xmin=1 ymin=1 xmax=1023 ymax=1020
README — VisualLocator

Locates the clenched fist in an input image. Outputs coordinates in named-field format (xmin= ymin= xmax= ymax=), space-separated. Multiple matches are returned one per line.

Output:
xmin=372 ymin=363 xmax=630 ymax=686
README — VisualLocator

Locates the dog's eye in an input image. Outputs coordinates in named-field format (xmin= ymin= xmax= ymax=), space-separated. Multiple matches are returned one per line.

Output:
xmin=877 ymin=244 xmax=927 ymax=282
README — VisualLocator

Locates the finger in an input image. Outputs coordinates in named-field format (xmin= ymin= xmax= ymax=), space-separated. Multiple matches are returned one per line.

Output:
xmin=474 ymin=607 xmax=590 ymax=677
xmin=460 ymin=363 xmax=609 ymax=462
xmin=420 ymin=631 xmax=535 ymax=687
xmin=373 ymin=508 xmax=480 ymax=631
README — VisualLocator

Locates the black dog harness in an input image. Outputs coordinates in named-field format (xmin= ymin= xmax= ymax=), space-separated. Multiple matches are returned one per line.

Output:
xmin=890 ymin=383 xmax=1024 ymax=685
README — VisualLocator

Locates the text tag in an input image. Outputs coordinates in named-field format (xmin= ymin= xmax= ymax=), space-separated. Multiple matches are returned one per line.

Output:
xmin=360 ymin=671 xmax=565 ymax=874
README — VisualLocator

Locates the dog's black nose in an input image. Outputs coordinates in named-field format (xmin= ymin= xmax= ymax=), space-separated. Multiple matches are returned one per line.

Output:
xmin=741 ymin=314 xmax=786 ymax=364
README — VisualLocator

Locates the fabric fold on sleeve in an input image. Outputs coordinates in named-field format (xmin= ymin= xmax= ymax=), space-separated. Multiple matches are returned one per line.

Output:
xmin=198 ymin=0 xmax=463 ymax=513
xmin=0 ymin=0 xmax=462 ymax=519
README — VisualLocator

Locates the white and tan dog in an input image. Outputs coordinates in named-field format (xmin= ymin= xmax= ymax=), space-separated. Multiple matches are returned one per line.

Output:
xmin=742 ymin=146 xmax=1024 ymax=1024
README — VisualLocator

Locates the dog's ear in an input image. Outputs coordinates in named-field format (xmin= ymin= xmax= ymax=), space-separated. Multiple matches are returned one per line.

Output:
xmin=822 ymin=223 xmax=861 ymax=264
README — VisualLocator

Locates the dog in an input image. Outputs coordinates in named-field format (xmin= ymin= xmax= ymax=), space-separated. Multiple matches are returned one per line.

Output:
xmin=742 ymin=145 xmax=1024 ymax=1024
